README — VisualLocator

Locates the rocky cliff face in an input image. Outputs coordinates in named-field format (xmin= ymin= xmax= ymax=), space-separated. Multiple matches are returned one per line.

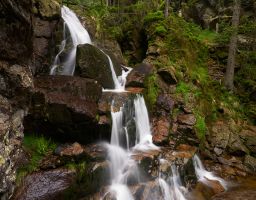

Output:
xmin=0 ymin=0 xmax=61 ymax=198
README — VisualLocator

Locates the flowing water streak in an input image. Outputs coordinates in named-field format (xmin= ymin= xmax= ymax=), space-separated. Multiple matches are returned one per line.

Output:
xmin=158 ymin=162 xmax=187 ymax=200
xmin=50 ymin=22 xmax=67 ymax=75
xmin=106 ymin=103 xmax=136 ymax=200
xmin=193 ymin=154 xmax=227 ymax=189
xmin=133 ymin=95 xmax=159 ymax=151
xmin=50 ymin=6 xmax=91 ymax=75
xmin=102 ymin=63 xmax=133 ymax=92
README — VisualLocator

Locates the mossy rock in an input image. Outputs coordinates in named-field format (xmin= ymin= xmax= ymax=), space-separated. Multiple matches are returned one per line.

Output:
xmin=75 ymin=44 xmax=122 ymax=89
xmin=33 ymin=0 xmax=61 ymax=20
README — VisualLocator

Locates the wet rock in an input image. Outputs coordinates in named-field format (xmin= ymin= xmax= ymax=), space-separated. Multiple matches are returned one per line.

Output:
xmin=157 ymin=67 xmax=177 ymax=85
xmin=55 ymin=142 xmax=84 ymax=157
xmin=228 ymin=132 xmax=249 ymax=155
xmin=76 ymin=44 xmax=122 ymax=89
xmin=94 ymin=39 xmax=125 ymax=65
xmin=177 ymin=114 xmax=196 ymax=126
xmin=98 ymin=92 xmax=132 ymax=114
xmin=32 ymin=0 xmax=60 ymax=20
xmin=0 ymin=63 xmax=33 ymax=98
xmin=208 ymin=120 xmax=230 ymax=150
xmin=25 ymin=75 xmax=104 ymax=144
xmin=211 ymin=189 xmax=256 ymax=200
xmin=244 ymin=155 xmax=256 ymax=172
xmin=217 ymin=156 xmax=248 ymax=172
xmin=193 ymin=180 xmax=225 ymax=200
xmin=156 ymin=94 xmax=175 ymax=112
xmin=33 ymin=17 xmax=59 ymax=74
xmin=126 ymin=63 xmax=153 ymax=88
xmin=12 ymin=168 xmax=76 ymax=200
xmin=0 ymin=95 xmax=28 ymax=198
xmin=239 ymin=127 xmax=256 ymax=153
xmin=152 ymin=117 xmax=170 ymax=144
xmin=0 ymin=0 xmax=33 ymax=62
xmin=83 ymin=144 xmax=107 ymax=161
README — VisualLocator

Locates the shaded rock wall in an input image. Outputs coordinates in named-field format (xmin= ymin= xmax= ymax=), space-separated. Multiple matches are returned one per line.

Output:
xmin=0 ymin=0 xmax=61 ymax=198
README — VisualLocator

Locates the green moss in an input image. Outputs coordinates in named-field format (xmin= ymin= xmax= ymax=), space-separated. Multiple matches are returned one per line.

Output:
xmin=143 ymin=74 xmax=159 ymax=109
xmin=16 ymin=134 xmax=57 ymax=184
xmin=155 ymin=25 xmax=168 ymax=36
xmin=144 ymin=11 xmax=164 ymax=24
xmin=194 ymin=113 xmax=207 ymax=140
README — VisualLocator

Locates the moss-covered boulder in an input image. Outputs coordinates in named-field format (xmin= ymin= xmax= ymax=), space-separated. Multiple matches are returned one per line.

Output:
xmin=32 ymin=0 xmax=60 ymax=20
xmin=75 ymin=44 xmax=122 ymax=89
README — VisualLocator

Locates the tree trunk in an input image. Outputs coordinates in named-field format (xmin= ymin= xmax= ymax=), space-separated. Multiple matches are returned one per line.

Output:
xmin=224 ymin=0 xmax=240 ymax=91
xmin=164 ymin=0 xmax=169 ymax=18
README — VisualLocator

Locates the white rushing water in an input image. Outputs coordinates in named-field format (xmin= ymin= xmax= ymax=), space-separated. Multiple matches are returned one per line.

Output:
xmin=193 ymin=154 xmax=227 ymax=190
xmin=102 ymin=63 xmax=132 ymax=92
xmin=50 ymin=6 xmax=91 ymax=75
xmin=159 ymin=161 xmax=187 ymax=200
xmin=134 ymin=95 xmax=159 ymax=151
xmin=105 ymin=95 xmax=158 ymax=200
xmin=51 ymin=6 xmax=131 ymax=91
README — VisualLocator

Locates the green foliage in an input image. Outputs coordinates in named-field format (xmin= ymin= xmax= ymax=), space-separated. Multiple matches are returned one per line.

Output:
xmin=194 ymin=113 xmax=207 ymax=140
xmin=155 ymin=25 xmax=167 ymax=35
xmin=144 ymin=74 xmax=159 ymax=109
xmin=17 ymin=135 xmax=57 ymax=184
xmin=214 ymin=21 xmax=233 ymax=44
xmin=190 ymin=66 xmax=209 ymax=85
xmin=144 ymin=11 xmax=164 ymax=24
xmin=176 ymin=81 xmax=191 ymax=94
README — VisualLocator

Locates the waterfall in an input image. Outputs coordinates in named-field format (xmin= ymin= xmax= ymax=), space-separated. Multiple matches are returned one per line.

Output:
xmin=105 ymin=95 xmax=158 ymax=200
xmin=159 ymin=161 xmax=187 ymax=200
xmin=193 ymin=154 xmax=227 ymax=190
xmin=50 ymin=6 xmax=91 ymax=75
xmin=134 ymin=95 xmax=159 ymax=151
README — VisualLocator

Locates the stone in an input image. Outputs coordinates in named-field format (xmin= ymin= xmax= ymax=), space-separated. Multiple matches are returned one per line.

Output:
xmin=32 ymin=0 xmax=60 ymax=20
xmin=212 ymin=189 xmax=256 ymax=200
xmin=0 ymin=95 xmax=27 ymax=198
xmin=34 ymin=17 xmax=58 ymax=38
xmin=126 ymin=63 xmax=153 ymax=87
xmin=24 ymin=75 xmax=105 ymax=144
xmin=177 ymin=114 xmax=196 ymax=126
xmin=94 ymin=39 xmax=125 ymax=65
xmin=208 ymin=120 xmax=230 ymax=149
xmin=157 ymin=67 xmax=177 ymax=85
xmin=193 ymin=180 xmax=225 ymax=200
xmin=156 ymin=94 xmax=175 ymax=112
xmin=228 ymin=132 xmax=249 ymax=155
xmin=244 ymin=155 xmax=256 ymax=172
xmin=0 ymin=0 xmax=33 ymax=62
xmin=239 ymin=127 xmax=256 ymax=153
xmin=55 ymin=143 xmax=84 ymax=157
xmin=75 ymin=44 xmax=122 ymax=89
xmin=152 ymin=117 xmax=170 ymax=144
xmin=12 ymin=168 xmax=76 ymax=200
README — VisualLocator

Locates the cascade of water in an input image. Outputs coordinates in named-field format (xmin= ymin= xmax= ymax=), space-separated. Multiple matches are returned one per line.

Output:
xmin=50 ymin=6 xmax=91 ymax=75
xmin=158 ymin=162 xmax=187 ymax=200
xmin=105 ymin=103 xmax=136 ymax=200
xmin=50 ymin=22 xmax=67 ymax=75
xmin=193 ymin=154 xmax=227 ymax=189
xmin=133 ymin=95 xmax=159 ymax=151
xmin=102 ymin=62 xmax=132 ymax=91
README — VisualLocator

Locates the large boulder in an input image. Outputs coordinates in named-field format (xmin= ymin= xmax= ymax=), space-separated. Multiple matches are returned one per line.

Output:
xmin=126 ymin=63 xmax=153 ymax=88
xmin=24 ymin=75 xmax=106 ymax=144
xmin=75 ymin=44 xmax=122 ymax=89
xmin=12 ymin=168 xmax=76 ymax=200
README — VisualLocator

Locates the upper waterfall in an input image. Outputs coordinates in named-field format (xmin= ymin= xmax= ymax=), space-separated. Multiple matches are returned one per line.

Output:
xmin=50 ymin=6 xmax=91 ymax=75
